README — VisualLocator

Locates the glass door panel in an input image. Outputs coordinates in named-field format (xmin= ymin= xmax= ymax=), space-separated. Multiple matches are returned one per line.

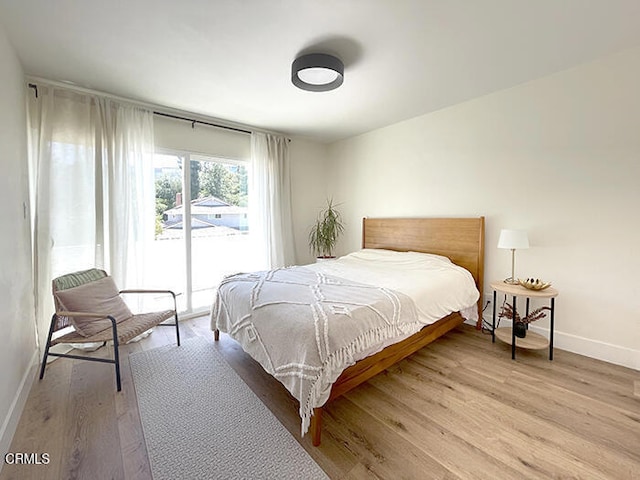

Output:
xmin=151 ymin=153 xmax=187 ymax=312
xmin=189 ymin=157 xmax=253 ymax=311
xmin=152 ymin=151 xmax=257 ymax=315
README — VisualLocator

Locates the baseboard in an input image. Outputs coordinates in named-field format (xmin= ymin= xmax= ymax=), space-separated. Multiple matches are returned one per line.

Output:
xmin=528 ymin=324 xmax=640 ymax=371
xmin=472 ymin=315 xmax=639 ymax=371
xmin=0 ymin=348 xmax=38 ymax=464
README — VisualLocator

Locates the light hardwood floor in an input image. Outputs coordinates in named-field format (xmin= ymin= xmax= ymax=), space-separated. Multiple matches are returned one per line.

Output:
xmin=2 ymin=316 xmax=639 ymax=479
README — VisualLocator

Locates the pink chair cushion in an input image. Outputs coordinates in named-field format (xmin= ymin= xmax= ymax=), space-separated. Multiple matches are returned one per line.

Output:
xmin=55 ymin=276 xmax=133 ymax=337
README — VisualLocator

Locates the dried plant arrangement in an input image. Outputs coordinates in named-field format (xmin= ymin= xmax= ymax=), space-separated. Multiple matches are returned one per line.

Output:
xmin=498 ymin=302 xmax=551 ymax=338
xmin=498 ymin=303 xmax=551 ymax=324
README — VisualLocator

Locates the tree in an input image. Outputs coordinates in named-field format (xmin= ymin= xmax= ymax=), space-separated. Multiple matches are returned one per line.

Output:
xmin=199 ymin=162 xmax=233 ymax=203
xmin=155 ymin=173 xmax=182 ymax=211
xmin=190 ymin=160 xmax=201 ymax=200
xmin=155 ymin=174 xmax=181 ymax=237
xmin=198 ymin=162 xmax=248 ymax=206
xmin=235 ymin=165 xmax=248 ymax=207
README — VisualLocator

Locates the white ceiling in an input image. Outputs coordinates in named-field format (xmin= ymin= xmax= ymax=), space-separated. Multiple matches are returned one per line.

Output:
xmin=1 ymin=0 xmax=640 ymax=143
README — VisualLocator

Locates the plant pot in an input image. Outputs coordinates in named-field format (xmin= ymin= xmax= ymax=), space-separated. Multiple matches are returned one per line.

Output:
xmin=315 ymin=256 xmax=336 ymax=263
xmin=514 ymin=322 xmax=527 ymax=338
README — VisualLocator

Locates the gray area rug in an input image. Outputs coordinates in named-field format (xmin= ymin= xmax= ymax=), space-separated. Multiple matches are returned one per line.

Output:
xmin=129 ymin=337 xmax=329 ymax=480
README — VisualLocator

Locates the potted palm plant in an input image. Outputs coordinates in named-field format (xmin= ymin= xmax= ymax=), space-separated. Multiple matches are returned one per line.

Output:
xmin=309 ymin=199 xmax=345 ymax=260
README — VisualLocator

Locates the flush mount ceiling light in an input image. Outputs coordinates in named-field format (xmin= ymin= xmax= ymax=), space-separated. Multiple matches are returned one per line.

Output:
xmin=291 ymin=53 xmax=344 ymax=92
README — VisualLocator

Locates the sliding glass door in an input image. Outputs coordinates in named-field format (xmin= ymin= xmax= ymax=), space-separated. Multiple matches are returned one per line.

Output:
xmin=153 ymin=150 xmax=255 ymax=315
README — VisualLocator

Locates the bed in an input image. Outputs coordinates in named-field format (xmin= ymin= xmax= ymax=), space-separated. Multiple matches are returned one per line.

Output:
xmin=212 ymin=216 xmax=485 ymax=446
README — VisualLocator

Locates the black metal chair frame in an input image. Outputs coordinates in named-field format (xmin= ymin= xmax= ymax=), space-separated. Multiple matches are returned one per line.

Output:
xmin=39 ymin=290 xmax=180 ymax=392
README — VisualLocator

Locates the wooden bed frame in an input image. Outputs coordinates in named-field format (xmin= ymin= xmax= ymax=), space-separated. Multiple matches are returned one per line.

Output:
xmin=308 ymin=216 xmax=485 ymax=445
xmin=214 ymin=216 xmax=485 ymax=446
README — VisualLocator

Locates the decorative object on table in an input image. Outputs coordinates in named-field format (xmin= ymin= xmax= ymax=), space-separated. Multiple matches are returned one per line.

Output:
xmin=497 ymin=301 xmax=550 ymax=338
xmin=518 ymin=277 xmax=552 ymax=291
xmin=309 ymin=198 xmax=345 ymax=260
xmin=497 ymin=229 xmax=529 ymax=284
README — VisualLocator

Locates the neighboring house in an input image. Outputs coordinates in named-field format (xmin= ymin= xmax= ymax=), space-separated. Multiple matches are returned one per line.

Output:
xmin=163 ymin=196 xmax=248 ymax=231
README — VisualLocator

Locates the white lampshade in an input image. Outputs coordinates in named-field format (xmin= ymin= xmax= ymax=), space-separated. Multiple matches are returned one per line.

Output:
xmin=497 ymin=229 xmax=529 ymax=249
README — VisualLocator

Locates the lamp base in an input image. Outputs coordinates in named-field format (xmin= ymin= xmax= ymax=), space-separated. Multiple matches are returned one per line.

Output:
xmin=503 ymin=277 xmax=519 ymax=285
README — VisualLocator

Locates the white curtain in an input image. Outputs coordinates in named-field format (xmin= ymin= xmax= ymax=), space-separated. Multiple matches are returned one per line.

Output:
xmin=27 ymin=86 xmax=155 ymax=352
xmin=97 ymin=98 xmax=155 ymax=288
xmin=249 ymin=132 xmax=295 ymax=268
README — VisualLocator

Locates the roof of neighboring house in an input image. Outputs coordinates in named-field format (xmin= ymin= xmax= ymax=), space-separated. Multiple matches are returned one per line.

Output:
xmin=166 ymin=217 xmax=218 ymax=229
xmin=193 ymin=196 xmax=229 ymax=207
xmin=159 ymin=223 xmax=242 ymax=238
xmin=190 ymin=205 xmax=246 ymax=215
xmin=165 ymin=205 xmax=246 ymax=216
xmin=163 ymin=196 xmax=246 ymax=216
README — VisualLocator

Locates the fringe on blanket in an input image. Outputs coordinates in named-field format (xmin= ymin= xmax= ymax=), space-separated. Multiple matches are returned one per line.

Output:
xmin=300 ymin=320 xmax=423 ymax=436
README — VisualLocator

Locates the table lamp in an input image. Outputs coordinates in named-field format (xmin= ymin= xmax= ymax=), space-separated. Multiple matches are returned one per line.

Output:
xmin=497 ymin=229 xmax=529 ymax=284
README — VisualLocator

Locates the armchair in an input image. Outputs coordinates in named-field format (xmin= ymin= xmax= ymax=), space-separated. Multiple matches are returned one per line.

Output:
xmin=39 ymin=268 xmax=180 ymax=391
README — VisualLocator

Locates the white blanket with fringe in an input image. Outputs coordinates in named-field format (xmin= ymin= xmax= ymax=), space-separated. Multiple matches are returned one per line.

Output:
xmin=211 ymin=266 xmax=422 ymax=435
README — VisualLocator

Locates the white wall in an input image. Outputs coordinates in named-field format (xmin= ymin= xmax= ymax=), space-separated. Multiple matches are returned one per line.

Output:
xmin=327 ymin=47 xmax=640 ymax=370
xmin=289 ymin=138 xmax=330 ymax=265
xmin=0 ymin=26 xmax=37 ymax=459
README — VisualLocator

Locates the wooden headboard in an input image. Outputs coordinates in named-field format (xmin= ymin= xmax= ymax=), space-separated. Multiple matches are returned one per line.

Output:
xmin=362 ymin=217 xmax=485 ymax=317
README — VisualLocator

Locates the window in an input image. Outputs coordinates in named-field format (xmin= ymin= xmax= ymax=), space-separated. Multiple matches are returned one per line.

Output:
xmin=152 ymin=151 xmax=257 ymax=315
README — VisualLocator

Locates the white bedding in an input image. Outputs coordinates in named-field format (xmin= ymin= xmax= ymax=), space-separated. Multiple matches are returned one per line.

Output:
xmin=211 ymin=249 xmax=480 ymax=436
xmin=306 ymin=249 xmax=479 ymax=325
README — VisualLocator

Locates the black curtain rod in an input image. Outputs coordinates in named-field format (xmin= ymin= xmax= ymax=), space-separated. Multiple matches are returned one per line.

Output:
xmin=28 ymin=83 xmax=38 ymax=98
xmin=153 ymin=111 xmax=252 ymax=135
xmin=26 ymin=83 xmax=266 ymax=138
